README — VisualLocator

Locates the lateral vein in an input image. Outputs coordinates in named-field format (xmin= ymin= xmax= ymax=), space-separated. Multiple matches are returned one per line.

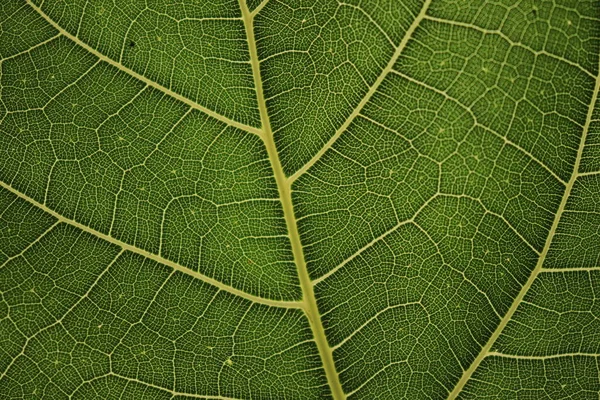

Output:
xmin=109 ymin=372 xmax=244 ymax=399
xmin=0 ymin=220 xmax=60 ymax=268
xmin=486 ymin=352 xmax=600 ymax=360
xmin=288 ymin=0 xmax=433 ymax=184
xmin=0 ymin=181 xmax=303 ymax=310
xmin=447 ymin=55 xmax=600 ymax=400
xmin=25 ymin=0 xmax=263 ymax=137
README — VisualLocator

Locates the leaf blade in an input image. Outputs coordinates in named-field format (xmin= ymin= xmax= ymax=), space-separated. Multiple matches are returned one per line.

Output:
xmin=1 ymin=0 xmax=599 ymax=398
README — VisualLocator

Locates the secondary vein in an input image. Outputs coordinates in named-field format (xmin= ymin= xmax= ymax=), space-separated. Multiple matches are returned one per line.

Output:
xmin=25 ymin=0 xmax=263 ymax=137
xmin=288 ymin=0 xmax=433 ymax=184
xmin=447 ymin=52 xmax=600 ymax=400
xmin=0 ymin=181 xmax=302 ymax=310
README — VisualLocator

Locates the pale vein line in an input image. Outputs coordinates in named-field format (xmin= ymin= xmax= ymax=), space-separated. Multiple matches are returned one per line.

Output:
xmin=0 ymin=221 xmax=60 ymax=268
xmin=288 ymin=0 xmax=433 ymax=184
xmin=0 ymin=181 xmax=303 ymax=309
xmin=312 ymin=193 xmax=437 ymax=286
xmin=412 ymin=220 xmax=503 ymax=321
xmin=25 ymin=0 xmax=263 ymax=137
xmin=0 ymin=249 xmax=124 ymax=380
xmin=338 ymin=2 xmax=395 ymax=47
xmin=41 ymin=58 xmax=102 ymax=110
xmin=578 ymin=170 xmax=600 ymax=177
xmin=0 ymin=33 xmax=62 ymax=62
xmin=250 ymin=0 xmax=270 ymax=18
xmin=239 ymin=0 xmax=345 ymax=397
xmin=424 ymin=15 xmax=596 ymax=79
xmin=331 ymin=302 xmax=420 ymax=351
xmin=486 ymin=352 xmax=600 ymax=360
xmin=109 ymin=372 xmax=243 ymax=400
xmin=313 ymin=220 xmax=413 ymax=286
xmin=390 ymin=69 xmax=569 ymax=186
xmin=541 ymin=267 xmax=600 ymax=272
xmin=441 ymin=193 xmax=541 ymax=255
xmin=345 ymin=361 xmax=405 ymax=397
xmin=447 ymin=54 xmax=600 ymax=400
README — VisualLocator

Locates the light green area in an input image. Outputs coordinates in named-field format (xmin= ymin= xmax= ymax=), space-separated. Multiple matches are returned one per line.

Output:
xmin=1 ymin=0 xmax=599 ymax=398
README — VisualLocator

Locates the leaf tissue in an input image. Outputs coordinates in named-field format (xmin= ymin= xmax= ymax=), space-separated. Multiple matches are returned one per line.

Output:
xmin=1 ymin=0 xmax=599 ymax=398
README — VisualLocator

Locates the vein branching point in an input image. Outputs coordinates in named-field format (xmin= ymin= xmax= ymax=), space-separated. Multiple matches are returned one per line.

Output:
xmin=1 ymin=0 xmax=598 ymax=398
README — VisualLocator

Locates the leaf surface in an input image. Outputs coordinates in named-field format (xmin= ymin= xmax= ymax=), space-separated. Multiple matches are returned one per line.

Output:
xmin=1 ymin=0 xmax=599 ymax=398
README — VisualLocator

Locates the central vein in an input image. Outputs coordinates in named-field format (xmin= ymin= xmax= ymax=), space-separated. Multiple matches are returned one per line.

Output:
xmin=239 ymin=1 xmax=346 ymax=398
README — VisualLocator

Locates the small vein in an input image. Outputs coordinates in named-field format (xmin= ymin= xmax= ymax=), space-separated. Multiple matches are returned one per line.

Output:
xmin=578 ymin=170 xmax=600 ymax=177
xmin=541 ymin=266 xmax=600 ymax=272
xmin=313 ymin=194 xmax=438 ymax=286
xmin=24 ymin=0 xmax=263 ymax=137
xmin=288 ymin=0 xmax=433 ymax=184
xmin=0 ymin=33 xmax=62 ymax=62
xmin=331 ymin=302 xmax=421 ymax=351
xmin=337 ymin=2 xmax=395 ymax=47
xmin=447 ymin=50 xmax=600 ymax=400
xmin=0 ymin=220 xmax=60 ymax=268
xmin=109 ymin=372 xmax=244 ymax=399
xmin=0 ymin=180 xmax=303 ymax=309
xmin=390 ymin=69 xmax=569 ymax=186
xmin=424 ymin=15 xmax=596 ymax=79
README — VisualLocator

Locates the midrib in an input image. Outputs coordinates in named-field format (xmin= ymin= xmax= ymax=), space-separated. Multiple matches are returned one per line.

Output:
xmin=238 ymin=1 xmax=346 ymax=399
xmin=448 ymin=59 xmax=600 ymax=399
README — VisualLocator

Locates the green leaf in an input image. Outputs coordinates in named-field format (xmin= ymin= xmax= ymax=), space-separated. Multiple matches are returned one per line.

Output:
xmin=1 ymin=0 xmax=599 ymax=398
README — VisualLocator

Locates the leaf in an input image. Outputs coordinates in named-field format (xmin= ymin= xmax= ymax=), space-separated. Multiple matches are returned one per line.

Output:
xmin=1 ymin=0 xmax=599 ymax=398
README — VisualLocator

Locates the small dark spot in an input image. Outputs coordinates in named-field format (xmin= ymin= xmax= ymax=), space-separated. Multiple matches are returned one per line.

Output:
xmin=530 ymin=9 xmax=537 ymax=17
xmin=129 ymin=41 xmax=136 ymax=48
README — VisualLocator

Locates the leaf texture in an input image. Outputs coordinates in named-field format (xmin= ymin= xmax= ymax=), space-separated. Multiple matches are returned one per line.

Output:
xmin=1 ymin=0 xmax=599 ymax=398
